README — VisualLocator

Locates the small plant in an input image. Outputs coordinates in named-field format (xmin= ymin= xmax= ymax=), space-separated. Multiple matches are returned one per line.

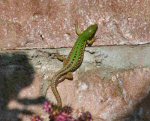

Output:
xmin=31 ymin=115 xmax=43 ymax=121
xmin=31 ymin=101 xmax=93 ymax=121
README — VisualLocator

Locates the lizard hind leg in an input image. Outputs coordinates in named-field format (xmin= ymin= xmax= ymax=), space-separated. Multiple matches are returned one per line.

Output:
xmin=65 ymin=72 xmax=73 ymax=81
xmin=56 ymin=72 xmax=73 ymax=85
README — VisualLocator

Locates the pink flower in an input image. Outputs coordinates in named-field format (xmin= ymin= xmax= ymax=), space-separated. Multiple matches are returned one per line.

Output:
xmin=56 ymin=112 xmax=75 ymax=121
xmin=43 ymin=101 xmax=53 ymax=113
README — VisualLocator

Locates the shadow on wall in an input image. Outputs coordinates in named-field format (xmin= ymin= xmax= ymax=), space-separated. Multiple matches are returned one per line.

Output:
xmin=0 ymin=52 xmax=45 ymax=121
xmin=125 ymin=92 xmax=150 ymax=121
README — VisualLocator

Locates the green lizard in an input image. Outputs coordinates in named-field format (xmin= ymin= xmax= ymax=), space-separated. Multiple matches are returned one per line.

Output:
xmin=42 ymin=23 xmax=98 ymax=107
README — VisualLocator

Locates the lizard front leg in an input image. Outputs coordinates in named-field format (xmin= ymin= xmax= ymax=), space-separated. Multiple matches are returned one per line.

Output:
xmin=87 ymin=36 xmax=97 ymax=46
xmin=75 ymin=20 xmax=83 ymax=36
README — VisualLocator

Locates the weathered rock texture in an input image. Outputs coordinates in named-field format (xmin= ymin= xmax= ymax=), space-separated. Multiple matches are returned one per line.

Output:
xmin=0 ymin=0 xmax=150 ymax=49
xmin=0 ymin=0 xmax=150 ymax=121
xmin=0 ymin=44 xmax=150 ymax=121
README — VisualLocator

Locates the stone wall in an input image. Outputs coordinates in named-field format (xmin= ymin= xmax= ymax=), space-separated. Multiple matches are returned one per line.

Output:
xmin=0 ymin=0 xmax=150 ymax=121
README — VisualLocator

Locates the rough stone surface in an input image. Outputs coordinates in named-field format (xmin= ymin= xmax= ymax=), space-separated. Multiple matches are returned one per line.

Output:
xmin=0 ymin=0 xmax=150 ymax=49
xmin=0 ymin=1 xmax=150 ymax=121
xmin=0 ymin=44 xmax=150 ymax=121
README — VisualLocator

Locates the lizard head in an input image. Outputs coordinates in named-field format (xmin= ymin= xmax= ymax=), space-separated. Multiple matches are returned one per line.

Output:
xmin=84 ymin=24 xmax=98 ymax=40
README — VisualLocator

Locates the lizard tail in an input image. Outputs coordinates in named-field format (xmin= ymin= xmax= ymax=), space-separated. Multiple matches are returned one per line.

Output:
xmin=51 ymin=84 xmax=62 ymax=107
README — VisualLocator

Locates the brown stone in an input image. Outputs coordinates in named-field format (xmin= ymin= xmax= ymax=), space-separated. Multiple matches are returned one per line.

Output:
xmin=0 ymin=49 xmax=150 ymax=121
xmin=0 ymin=0 xmax=150 ymax=49
xmin=45 ymin=68 xmax=150 ymax=120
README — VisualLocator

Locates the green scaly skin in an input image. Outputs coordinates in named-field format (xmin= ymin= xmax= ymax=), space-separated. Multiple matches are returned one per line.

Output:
xmin=45 ymin=24 xmax=98 ymax=107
